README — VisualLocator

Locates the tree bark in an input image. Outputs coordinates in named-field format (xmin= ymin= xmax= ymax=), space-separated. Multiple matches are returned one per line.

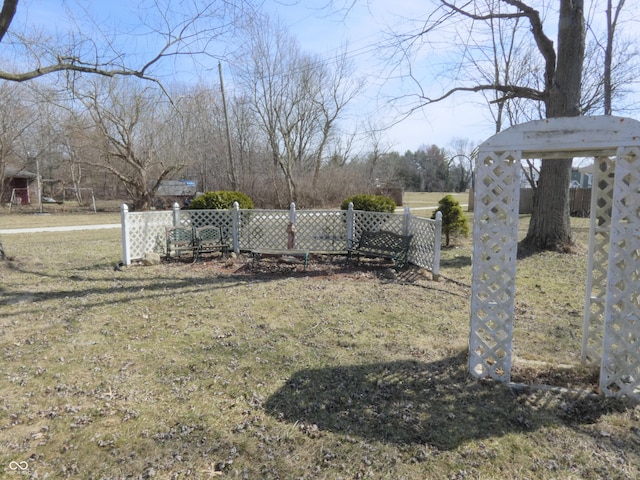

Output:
xmin=521 ymin=0 xmax=585 ymax=252
xmin=522 ymin=158 xmax=573 ymax=251
xmin=0 ymin=0 xmax=18 ymax=42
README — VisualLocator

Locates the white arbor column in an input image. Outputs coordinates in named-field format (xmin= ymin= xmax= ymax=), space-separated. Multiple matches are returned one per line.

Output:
xmin=581 ymin=157 xmax=615 ymax=365
xmin=469 ymin=151 xmax=521 ymax=382
xmin=600 ymin=147 xmax=640 ymax=397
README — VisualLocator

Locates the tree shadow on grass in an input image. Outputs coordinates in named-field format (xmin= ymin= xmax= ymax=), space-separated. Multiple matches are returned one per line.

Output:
xmin=264 ymin=350 xmax=631 ymax=450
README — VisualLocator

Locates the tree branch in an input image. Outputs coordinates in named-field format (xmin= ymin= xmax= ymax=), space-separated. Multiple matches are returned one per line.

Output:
xmin=0 ymin=61 xmax=156 ymax=83
xmin=418 ymin=83 xmax=545 ymax=105
xmin=440 ymin=0 xmax=556 ymax=99
xmin=501 ymin=0 xmax=556 ymax=92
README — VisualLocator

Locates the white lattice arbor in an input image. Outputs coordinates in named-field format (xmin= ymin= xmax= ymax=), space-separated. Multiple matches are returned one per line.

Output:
xmin=469 ymin=116 xmax=640 ymax=400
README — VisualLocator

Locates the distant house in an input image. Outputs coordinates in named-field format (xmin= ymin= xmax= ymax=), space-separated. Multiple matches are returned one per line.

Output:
xmin=155 ymin=180 xmax=197 ymax=208
xmin=1 ymin=166 xmax=38 ymax=205
xmin=571 ymin=164 xmax=594 ymax=188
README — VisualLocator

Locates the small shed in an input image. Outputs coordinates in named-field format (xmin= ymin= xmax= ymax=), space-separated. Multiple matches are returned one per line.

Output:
xmin=155 ymin=180 xmax=197 ymax=208
xmin=2 ymin=166 xmax=38 ymax=205
xmin=469 ymin=115 xmax=640 ymax=399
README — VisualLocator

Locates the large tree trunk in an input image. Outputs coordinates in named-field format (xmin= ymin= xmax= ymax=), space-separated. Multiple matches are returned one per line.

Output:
xmin=521 ymin=0 xmax=585 ymax=252
xmin=521 ymin=158 xmax=573 ymax=251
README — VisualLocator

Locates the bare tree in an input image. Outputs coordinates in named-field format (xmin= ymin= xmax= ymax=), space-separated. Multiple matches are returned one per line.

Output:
xmin=69 ymin=78 xmax=185 ymax=210
xmin=361 ymin=118 xmax=392 ymax=182
xmin=235 ymin=15 xmax=360 ymax=205
xmin=0 ymin=0 xmax=256 ymax=83
xmin=169 ymin=86 xmax=228 ymax=192
xmin=0 ymin=0 xmax=260 ymax=257
xmin=385 ymin=0 xmax=636 ymax=250
xmin=590 ymin=0 xmax=637 ymax=115
xmin=230 ymin=94 xmax=265 ymax=191
xmin=309 ymin=50 xmax=364 ymax=190
xmin=0 ymin=82 xmax=34 ymax=204
xmin=387 ymin=0 xmax=585 ymax=251
xmin=448 ymin=138 xmax=476 ymax=193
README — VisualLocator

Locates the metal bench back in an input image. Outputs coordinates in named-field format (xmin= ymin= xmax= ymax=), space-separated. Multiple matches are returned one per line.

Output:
xmin=358 ymin=230 xmax=412 ymax=254
xmin=195 ymin=225 xmax=224 ymax=245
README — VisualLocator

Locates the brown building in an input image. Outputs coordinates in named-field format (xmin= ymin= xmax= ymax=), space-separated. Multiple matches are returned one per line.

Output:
xmin=1 ymin=166 xmax=38 ymax=205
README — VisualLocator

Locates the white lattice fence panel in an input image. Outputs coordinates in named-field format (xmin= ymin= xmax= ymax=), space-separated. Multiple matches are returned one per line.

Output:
xmin=469 ymin=151 xmax=521 ymax=382
xmin=600 ymin=147 xmax=640 ymax=399
xmin=122 ymin=205 xmax=442 ymax=273
xmin=582 ymin=157 xmax=615 ymax=365
xmin=239 ymin=210 xmax=291 ymax=249
xmin=407 ymin=217 xmax=439 ymax=270
xmin=180 ymin=210 xmax=234 ymax=241
xmin=128 ymin=211 xmax=173 ymax=259
xmin=294 ymin=210 xmax=348 ymax=251
xmin=352 ymin=211 xmax=404 ymax=243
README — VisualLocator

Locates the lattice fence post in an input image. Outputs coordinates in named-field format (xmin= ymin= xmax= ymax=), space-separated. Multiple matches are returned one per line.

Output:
xmin=120 ymin=204 xmax=131 ymax=266
xmin=469 ymin=151 xmax=521 ymax=383
xmin=232 ymin=201 xmax=240 ymax=253
xmin=288 ymin=203 xmax=297 ymax=249
xmin=346 ymin=202 xmax=354 ymax=249
xmin=403 ymin=205 xmax=411 ymax=235
xmin=600 ymin=147 xmax=640 ymax=399
xmin=289 ymin=202 xmax=297 ymax=223
xmin=432 ymin=211 xmax=442 ymax=281
xmin=172 ymin=202 xmax=181 ymax=227
xmin=581 ymin=157 xmax=615 ymax=365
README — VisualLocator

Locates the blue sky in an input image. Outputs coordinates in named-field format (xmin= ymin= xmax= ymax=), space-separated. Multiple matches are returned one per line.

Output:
xmin=265 ymin=0 xmax=494 ymax=152
xmin=11 ymin=1 xmax=503 ymax=152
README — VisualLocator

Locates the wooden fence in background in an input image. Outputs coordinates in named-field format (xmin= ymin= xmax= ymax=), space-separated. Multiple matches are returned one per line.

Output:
xmin=519 ymin=188 xmax=591 ymax=216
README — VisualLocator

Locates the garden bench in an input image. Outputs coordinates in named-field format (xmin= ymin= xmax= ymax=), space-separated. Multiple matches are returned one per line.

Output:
xmin=251 ymin=249 xmax=310 ymax=270
xmin=347 ymin=230 xmax=413 ymax=269
xmin=166 ymin=226 xmax=196 ymax=261
xmin=166 ymin=225 xmax=229 ymax=262
xmin=194 ymin=225 xmax=229 ymax=261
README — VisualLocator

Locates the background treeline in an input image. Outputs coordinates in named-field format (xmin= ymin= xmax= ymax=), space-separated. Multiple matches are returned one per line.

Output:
xmin=0 ymin=79 xmax=473 ymax=210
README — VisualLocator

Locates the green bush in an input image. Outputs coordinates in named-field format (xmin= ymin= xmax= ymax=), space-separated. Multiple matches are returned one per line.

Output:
xmin=340 ymin=194 xmax=396 ymax=213
xmin=431 ymin=195 xmax=470 ymax=246
xmin=189 ymin=191 xmax=254 ymax=210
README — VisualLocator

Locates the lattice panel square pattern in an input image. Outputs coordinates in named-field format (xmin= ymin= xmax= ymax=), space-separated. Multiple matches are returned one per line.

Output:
xmin=469 ymin=116 xmax=640 ymax=401
xmin=469 ymin=152 xmax=520 ymax=382
xmin=582 ymin=157 xmax=615 ymax=366
xmin=600 ymin=148 xmax=640 ymax=397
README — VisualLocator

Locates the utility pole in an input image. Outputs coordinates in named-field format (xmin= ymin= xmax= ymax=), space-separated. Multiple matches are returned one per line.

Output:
xmin=218 ymin=62 xmax=238 ymax=191
xmin=35 ymin=155 xmax=43 ymax=213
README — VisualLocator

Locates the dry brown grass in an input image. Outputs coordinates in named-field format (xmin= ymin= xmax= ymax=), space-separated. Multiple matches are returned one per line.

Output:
xmin=0 ymin=213 xmax=638 ymax=479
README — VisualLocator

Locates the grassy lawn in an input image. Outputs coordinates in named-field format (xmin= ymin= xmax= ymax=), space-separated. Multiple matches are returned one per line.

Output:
xmin=1 ymin=205 xmax=638 ymax=479
xmin=1 ymin=204 xmax=121 ymax=229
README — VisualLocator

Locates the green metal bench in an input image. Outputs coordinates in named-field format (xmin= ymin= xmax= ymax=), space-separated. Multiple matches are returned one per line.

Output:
xmin=194 ymin=225 xmax=229 ymax=261
xmin=347 ymin=230 xmax=413 ymax=269
xmin=165 ymin=226 xmax=196 ymax=261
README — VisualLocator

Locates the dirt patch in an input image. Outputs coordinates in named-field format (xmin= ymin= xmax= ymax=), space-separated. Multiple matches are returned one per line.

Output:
xmin=176 ymin=252 xmax=437 ymax=284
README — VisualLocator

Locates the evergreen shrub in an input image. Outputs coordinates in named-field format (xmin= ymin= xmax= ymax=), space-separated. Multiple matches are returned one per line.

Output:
xmin=340 ymin=194 xmax=396 ymax=213
xmin=431 ymin=194 xmax=470 ymax=246
xmin=189 ymin=191 xmax=254 ymax=210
